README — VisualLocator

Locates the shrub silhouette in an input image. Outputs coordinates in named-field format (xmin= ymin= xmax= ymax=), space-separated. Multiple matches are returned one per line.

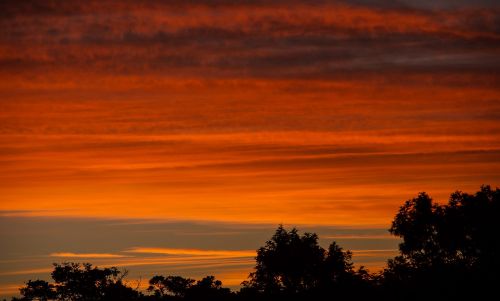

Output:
xmin=18 ymin=280 xmax=56 ymax=301
xmin=12 ymin=185 xmax=499 ymax=300
xmin=147 ymin=275 xmax=196 ymax=298
xmin=13 ymin=263 xmax=139 ymax=301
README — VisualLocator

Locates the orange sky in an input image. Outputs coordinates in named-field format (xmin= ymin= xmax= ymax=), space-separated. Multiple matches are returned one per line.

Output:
xmin=1 ymin=79 xmax=499 ymax=225
xmin=0 ymin=0 xmax=499 ymax=298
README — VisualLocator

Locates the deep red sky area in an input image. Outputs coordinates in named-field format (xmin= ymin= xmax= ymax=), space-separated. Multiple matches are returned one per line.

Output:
xmin=0 ymin=0 xmax=499 ymax=298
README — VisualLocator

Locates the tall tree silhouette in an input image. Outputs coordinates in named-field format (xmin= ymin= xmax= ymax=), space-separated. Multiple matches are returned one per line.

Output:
xmin=243 ymin=225 xmax=369 ymax=299
xmin=384 ymin=185 xmax=500 ymax=299
xmin=245 ymin=225 xmax=325 ymax=295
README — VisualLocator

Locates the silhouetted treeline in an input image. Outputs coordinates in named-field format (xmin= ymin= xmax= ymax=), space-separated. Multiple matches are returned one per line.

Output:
xmin=11 ymin=185 xmax=499 ymax=301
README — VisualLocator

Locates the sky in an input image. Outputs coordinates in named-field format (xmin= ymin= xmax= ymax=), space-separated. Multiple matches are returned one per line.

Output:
xmin=0 ymin=0 xmax=499 ymax=298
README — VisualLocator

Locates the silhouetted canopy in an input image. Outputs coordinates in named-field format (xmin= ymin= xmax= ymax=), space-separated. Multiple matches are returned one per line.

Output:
xmin=13 ymin=185 xmax=499 ymax=301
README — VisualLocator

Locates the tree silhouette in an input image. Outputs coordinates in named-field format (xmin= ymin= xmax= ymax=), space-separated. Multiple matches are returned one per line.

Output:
xmin=244 ymin=225 xmax=324 ymax=295
xmin=17 ymin=280 xmax=56 ymax=301
xmin=13 ymin=185 xmax=499 ymax=301
xmin=323 ymin=242 xmax=370 ymax=290
xmin=15 ymin=263 xmax=139 ymax=301
xmin=243 ymin=225 xmax=370 ymax=299
xmin=147 ymin=276 xmax=195 ymax=298
xmin=184 ymin=276 xmax=232 ymax=300
xmin=383 ymin=185 xmax=500 ymax=299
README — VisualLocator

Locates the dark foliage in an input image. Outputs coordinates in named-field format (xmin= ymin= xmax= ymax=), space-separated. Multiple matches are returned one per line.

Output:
xmin=147 ymin=275 xmax=195 ymax=298
xmin=242 ymin=225 xmax=370 ymax=300
xmin=13 ymin=185 xmax=499 ymax=301
xmin=383 ymin=185 xmax=500 ymax=300
xmin=13 ymin=263 xmax=139 ymax=301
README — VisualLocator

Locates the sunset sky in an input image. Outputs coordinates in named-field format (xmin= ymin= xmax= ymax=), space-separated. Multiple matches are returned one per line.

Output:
xmin=1 ymin=0 xmax=499 ymax=298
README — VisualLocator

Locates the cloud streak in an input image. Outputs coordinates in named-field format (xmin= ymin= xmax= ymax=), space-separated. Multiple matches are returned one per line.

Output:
xmin=50 ymin=252 xmax=129 ymax=258
xmin=126 ymin=247 xmax=255 ymax=258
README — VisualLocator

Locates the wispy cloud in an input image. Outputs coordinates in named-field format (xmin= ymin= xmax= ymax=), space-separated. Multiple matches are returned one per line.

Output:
xmin=324 ymin=235 xmax=400 ymax=240
xmin=0 ymin=268 xmax=52 ymax=276
xmin=125 ymin=247 xmax=255 ymax=258
xmin=50 ymin=252 xmax=130 ymax=258
xmin=351 ymin=249 xmax=399 ymax=258
xmin=0 ymin=284 xmax=22 ymax=296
